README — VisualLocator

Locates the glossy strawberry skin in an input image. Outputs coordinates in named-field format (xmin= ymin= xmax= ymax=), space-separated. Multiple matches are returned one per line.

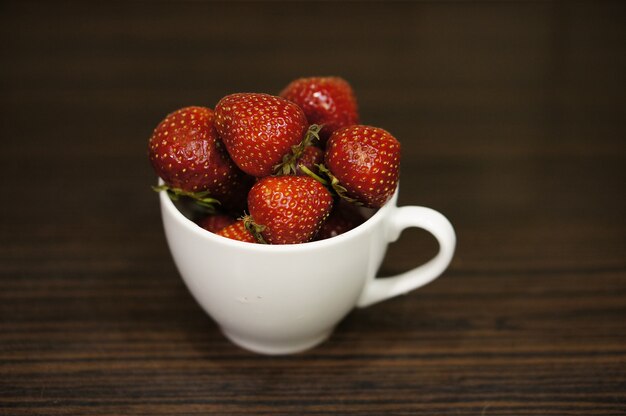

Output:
xmin=280 ymin=77 xmax=359 ymax=144
xmin=325 ymin=125 xmax=401 ymax=208
xmin=216 ymin=220 xmax=257 ymax=243
xmin=198 ymin=214 xmax=236 ymax=233
xmin=148 ymin=106 xmax=244 ymax=198
xmin=248 ymin=176 xmax=333 ymax=244
xmin=214 ymin=93 xmax=308 ymax=177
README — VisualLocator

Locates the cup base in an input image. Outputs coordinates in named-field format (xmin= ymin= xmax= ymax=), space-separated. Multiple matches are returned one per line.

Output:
xmin=221 ymin=328 xmax=333 ymax=355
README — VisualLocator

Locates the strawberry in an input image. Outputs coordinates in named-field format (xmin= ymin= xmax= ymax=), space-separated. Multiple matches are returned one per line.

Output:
xmin=198 ymin=214 xmax=236 ymax=233
xmin=294 ymin=145 xmax=323 ymax=176
xmin=214 ymin=93 xmax=309 ymax=177
xmin=280 ymin=76 xmax=359 ymax=144
xmin=246 ymin=176 xmax=333 ymax=244
xmin=314 ymin=201 xmax=365 ymax=240
xmin=216 ymin=220 xmax=257 ymax=243
xmin=323 ymin=125 xmax=400 ymax=208
xmin=148 ymin=106 xmax=246 ymax=207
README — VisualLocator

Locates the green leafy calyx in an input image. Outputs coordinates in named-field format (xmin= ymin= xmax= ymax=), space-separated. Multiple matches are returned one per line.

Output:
xmin=273 ymin=124 xmax=323 ymax=176
xmin=152 ymin=184 xmax=221 ymax=213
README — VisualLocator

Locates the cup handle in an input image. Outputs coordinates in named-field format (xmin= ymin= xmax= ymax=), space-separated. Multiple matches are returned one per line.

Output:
xmin=357 ymin=206 xmax=456 ymax=308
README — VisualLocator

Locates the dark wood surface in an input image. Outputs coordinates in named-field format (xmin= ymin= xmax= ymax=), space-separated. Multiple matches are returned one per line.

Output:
xmin=1 ymin=2 xmax=625 ymax=415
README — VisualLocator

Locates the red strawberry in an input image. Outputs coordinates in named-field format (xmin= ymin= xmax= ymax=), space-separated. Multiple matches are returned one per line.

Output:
xmin=246 ymin=176 xmax=333 ymax=244
xmin=315 ymin=201 xmax=365 ymax=240
xmin=324 ymin=125 xmax=400 ymax=208
xmin=214 ymin=93 xmax=308 ymax=177
xmin=216 ymin=220 xmax=257 ymax=243
xmin=148 ymin=106 xmax=246 ymax=205
xmin=294 ymin=145 xmax=323 ymax=176
xmin=198 ymin=214 xmax=236 ymax=233
xmin=280 ymin=76 xmax=359 ymax=144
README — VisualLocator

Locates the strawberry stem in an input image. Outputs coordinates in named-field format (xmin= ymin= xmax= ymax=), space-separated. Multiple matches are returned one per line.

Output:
xmin=299 ymin=164 xmax=328 ymax=186
xmin=273 ymin=124 xmax=324 ymax=176
xmin=317 ymin=164 xmax=361 ymax=205
xmin=242 ymin=215 xmax=268 ymax=244
xmin=152 ymin=184 xmax=221 ymax=213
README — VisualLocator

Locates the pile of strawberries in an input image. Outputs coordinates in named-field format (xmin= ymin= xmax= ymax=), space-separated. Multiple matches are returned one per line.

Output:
xmin=148 ymin=77 xmax=401 ymax=244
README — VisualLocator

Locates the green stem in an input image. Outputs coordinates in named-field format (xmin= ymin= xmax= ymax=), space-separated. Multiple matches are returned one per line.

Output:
xmin=273 ymin=124 xmax=324 ymax=176
xmin=152 ymin=184 xmax=221 ymax=212
xmin=299 ymin=164 xmax=328 ymax=186
xmin=316 ymin=164 xmax=361 ymax=205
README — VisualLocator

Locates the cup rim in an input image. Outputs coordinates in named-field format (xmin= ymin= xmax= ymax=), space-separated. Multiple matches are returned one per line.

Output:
xmin=159 ymin=178 xmax=398 ymax=252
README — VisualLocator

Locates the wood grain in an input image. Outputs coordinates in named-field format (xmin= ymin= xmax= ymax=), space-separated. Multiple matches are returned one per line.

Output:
xmin=1 ymin=2 xmax=625 ymax=415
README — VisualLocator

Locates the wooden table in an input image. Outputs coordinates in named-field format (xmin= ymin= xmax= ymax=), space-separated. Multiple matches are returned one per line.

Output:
xmin=2 ymin=2 xmax=625 ymax=414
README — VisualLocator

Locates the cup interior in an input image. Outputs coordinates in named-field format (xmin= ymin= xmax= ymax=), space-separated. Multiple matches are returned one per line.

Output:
xmin=159 ymin=179 xmax=399 ymax=251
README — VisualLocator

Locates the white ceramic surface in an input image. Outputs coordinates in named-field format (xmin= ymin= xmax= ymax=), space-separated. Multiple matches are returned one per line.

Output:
xmin=159 ymin=182 xmax=456 ymax=355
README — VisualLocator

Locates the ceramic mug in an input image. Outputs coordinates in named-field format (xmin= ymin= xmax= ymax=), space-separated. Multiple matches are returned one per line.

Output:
xmin=159 ymin=182 xmax=456 ymax=355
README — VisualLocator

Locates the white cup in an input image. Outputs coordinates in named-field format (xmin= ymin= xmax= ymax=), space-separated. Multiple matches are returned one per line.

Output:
xmin=159 ymin=182 xmax=456 ymax=355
